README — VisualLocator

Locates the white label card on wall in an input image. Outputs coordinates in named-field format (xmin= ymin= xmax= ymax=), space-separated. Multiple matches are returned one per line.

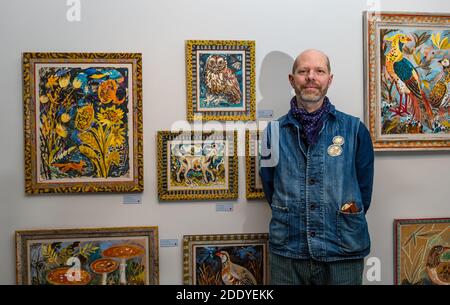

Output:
xmin=122 ymin=195 xmax=142 ymax=204
xmin=216 ymin=203 xmax=233 ymax=212
xmin=160 ymin=239 xmax=179 ymax=247
xmin=257 ymin=109 xmax=274 ymax=119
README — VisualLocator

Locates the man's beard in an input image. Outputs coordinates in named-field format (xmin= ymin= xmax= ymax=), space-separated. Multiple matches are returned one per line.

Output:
xmin=299 ymin=86 xmax=328 ymax=103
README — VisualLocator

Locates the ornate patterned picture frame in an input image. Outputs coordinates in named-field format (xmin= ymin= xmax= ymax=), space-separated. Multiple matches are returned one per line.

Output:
xmin=16 ymin=226 xmax=159 ymax=285
xmin=157 ymin=130 xmax=238 ymax=201
xmin=246 ymin=130 xmax=264 ymax=199
xmin=23 ymin=53 xmax=143 ymax=194
xmin=183 ymin=233 xmax=269 ymax=285
xmin=394 ymin=218 xmax=450 ymax=285
xmin=185 ymin=40 xmax=256 ymax=121
xmin=364 ymin=12 xmax=450 ymax=150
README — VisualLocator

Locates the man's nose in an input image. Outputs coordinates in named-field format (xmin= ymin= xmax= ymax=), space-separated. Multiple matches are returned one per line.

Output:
xmin=306 ymin=71 xmax=316 ymax=80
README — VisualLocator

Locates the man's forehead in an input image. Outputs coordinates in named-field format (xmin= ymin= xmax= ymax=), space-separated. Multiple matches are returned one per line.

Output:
xmin=297 ymin=54 xmax=328 ymax=67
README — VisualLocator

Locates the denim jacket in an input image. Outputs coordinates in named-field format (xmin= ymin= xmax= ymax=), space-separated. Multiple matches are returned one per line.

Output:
xmin=260 ymin=102 xmax=374 ymax=261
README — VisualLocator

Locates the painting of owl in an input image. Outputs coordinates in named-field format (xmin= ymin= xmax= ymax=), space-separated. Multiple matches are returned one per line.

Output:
xmin=204 ymin=55 xmax=242 ymax=106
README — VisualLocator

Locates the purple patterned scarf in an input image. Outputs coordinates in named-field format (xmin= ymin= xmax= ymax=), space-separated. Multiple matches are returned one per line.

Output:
xmin=290 ymin=96 xmax=331 ymax=146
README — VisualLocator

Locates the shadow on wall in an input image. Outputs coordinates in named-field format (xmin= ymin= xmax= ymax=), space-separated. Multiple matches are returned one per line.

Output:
xmin=258 ymin=51 xmax=294 ymax=120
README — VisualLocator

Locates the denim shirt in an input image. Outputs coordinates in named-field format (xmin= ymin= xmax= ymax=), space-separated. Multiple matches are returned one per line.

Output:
xmin=260 ymin=102 xmax=374 ymax=261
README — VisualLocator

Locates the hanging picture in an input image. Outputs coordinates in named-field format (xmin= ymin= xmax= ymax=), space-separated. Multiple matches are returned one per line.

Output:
xmin=364 ymin=12 xmax=450 ymax=150
xmin=183 ymin=233 xmax=269 ymax=285
xmin=23 ymin=53 xmax=143 ymax=194
xmin=157 ymin=130 xmax=238 ymax=201
xmin=245 ymin=129 xmax=264 ymax=199
xmin=394 ymin=218 xmax=450 ymax=285
xmin=16 ymin=226 xmax=159 ymax=285
xmin=186 ymin=40 xmax=256 ymax=121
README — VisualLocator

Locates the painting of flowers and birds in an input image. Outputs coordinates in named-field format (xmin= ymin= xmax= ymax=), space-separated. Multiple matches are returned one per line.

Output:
xmin=379 ymin=29 xmax=449 ymax=136
xmin=23 ymin=53 xmax=143 ymax=193
xmin=183 ymin=233 xmax=268 ymax=285
xmin=365 ymin=12 xmax=450 ymax=150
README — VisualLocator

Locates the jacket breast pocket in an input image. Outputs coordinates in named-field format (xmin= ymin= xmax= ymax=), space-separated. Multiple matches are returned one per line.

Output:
xmin=336 ymin=210 xmax=370 ymax=255
xmin=269 ymin=204 xmax=289 ymax=248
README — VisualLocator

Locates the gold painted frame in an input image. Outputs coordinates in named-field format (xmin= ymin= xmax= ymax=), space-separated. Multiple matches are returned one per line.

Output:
xmin=245 ymin=130 xmax=264 ymax=199
xmin=186 ymin=40 xmax=256 ymax=121
xmin=16 ymin=226 xmax=159 ymax=285
xmin=157 ymin=130 xmax=238 ymax=201
xmin=364 ymin=12 xmax=450 ymax=150
xmin=394 ymin=218 xmax=449 ymax=285
xmin=183 ymin=233 xmax=269 ymax=285
xmin=23 ymin=52 xmax=143 ymax=193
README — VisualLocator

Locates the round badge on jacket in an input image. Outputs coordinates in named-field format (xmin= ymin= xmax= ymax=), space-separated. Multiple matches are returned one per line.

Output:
xmin=327 ymin=144 xmax=342 ymax=157
xmin=332 ymin=135 xmax=345 ymax=146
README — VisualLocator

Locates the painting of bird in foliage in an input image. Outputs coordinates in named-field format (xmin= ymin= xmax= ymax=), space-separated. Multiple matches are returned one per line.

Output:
xmin=183 ymin=233 xmax=268 ymax=285
xmin=379 ymin=29 xmax=449 ymax=136
xmin=365 ymin=12 xmax=450 ymax=150
xmin=395 ymin=218 xmax=450 ymax=285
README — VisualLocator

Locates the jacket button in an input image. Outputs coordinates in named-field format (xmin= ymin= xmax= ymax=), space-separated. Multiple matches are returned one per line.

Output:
xmin=310 ymin=204 xmax=315 ymax=210
xmin=308 ymin=178 xmax=316 ymax=185
xmin=310 ymin=231 xmax=316 ymax=237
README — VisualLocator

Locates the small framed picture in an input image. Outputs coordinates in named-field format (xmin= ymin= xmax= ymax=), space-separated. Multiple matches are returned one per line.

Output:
xmin=186 ymin=40 xmax=256 ymax=121
xmin=23 ymin=52 xmax=143 ymax=194
xmin=183 ymin=233 xmax=269 ymax=285
xmin=394 ymin=218 xmax=450 ymax=285
xmin=245 ymin=130 xmax=264 ymax=199
xmin=364 ymin=12 xmax=450 ymax=150
xmin=157 ymin=130 xmax=238 ymax=201
xmin=16 ymin=226 xmax=159 ymax=285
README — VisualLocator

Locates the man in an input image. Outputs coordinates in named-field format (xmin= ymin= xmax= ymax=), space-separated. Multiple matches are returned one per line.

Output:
xmin=259 ymin=49 xmax=374 ymax=285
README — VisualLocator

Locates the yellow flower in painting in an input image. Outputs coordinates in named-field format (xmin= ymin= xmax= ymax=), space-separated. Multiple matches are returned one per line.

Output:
xmin=60 ymin=113 xmax=71 ymax=123
xmin=40 ymin=95 xmax=49 ymax=104
xmin=55 ymin=123 xmax=67 ymax=138
xmin=110 ymin=126 xmax=125 ymax=147
xmin=98 ymin=79 xmax=118 ymax=104
xmin=46 ymin=75 xmax=58 ymax=88
xmin=58 ymin=74 xmax=70 ymax=88
xmin=72 ymin=78 xmax=82 ymax=89
xmin=75 ymin=104 xmax=95 ymax=131
xmin=97 ymin=105 xmax=124 ymax=127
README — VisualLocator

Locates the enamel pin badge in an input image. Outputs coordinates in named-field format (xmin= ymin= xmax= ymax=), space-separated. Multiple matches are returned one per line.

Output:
xmin=332 ymin=136 xmax=344 ymax=146
xmin=327 ymin=135 xmax=344 ymax=157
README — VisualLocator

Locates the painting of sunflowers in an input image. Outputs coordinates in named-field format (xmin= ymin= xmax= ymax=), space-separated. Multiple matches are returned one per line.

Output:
xmin=183 ymin=233 xmax=268 ymax=285
xmin=365 ymin=12 xmax=450 ymax=150
xmin=16 ymin=227 xmax=159 ymax=285
xmin=394 ymin=218 xmax=450 ymax=285
xmin=23 ymin=53 xmax=143 ymax=193
xmin=157 ymin=130 xmax=238 ymax=201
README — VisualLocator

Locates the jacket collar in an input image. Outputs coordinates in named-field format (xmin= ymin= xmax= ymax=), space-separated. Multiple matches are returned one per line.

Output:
xmin=280 ymin=97 xmax=336 ymax=128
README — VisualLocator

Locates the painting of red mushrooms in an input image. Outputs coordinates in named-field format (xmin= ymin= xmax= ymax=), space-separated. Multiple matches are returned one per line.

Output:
xmin=16 ymin=227 xmax=159 ymax=285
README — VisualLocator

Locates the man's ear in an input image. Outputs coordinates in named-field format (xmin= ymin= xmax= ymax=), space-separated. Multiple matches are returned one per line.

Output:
xmin=328 ymin=74 xmax=334 ymax=87
xmin=288 ymin=74 xmax=294 ymax=86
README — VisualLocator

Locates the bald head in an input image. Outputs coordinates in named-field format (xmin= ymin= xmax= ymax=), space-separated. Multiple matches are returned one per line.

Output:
xmin=292 ymin=49 xmax=331 ymax=74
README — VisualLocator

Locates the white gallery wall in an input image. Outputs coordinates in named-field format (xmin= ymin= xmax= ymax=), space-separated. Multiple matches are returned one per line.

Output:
xmin=0 ymin=0 xmax=449 ymax=285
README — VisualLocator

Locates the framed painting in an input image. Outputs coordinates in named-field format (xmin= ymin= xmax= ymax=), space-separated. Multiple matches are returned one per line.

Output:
xmin=185 ymin=40 xmax=256 ymax=121
xmin=16 ymin=226 xmax=159 ymax=285
xmin=23 ymin=52 xmax=143 ymax=194
xmin=364 ymin=12 xmax=450 ymax=150
xmin=394 ymin=218 xmax=450 ymax=285
xmin=157 ymin=130 xmax=238 ymax=201
xmin=245 ymin=130 xmax=264 ymax=199
xmin=183 ymin=233 xmax=269 ymax=285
